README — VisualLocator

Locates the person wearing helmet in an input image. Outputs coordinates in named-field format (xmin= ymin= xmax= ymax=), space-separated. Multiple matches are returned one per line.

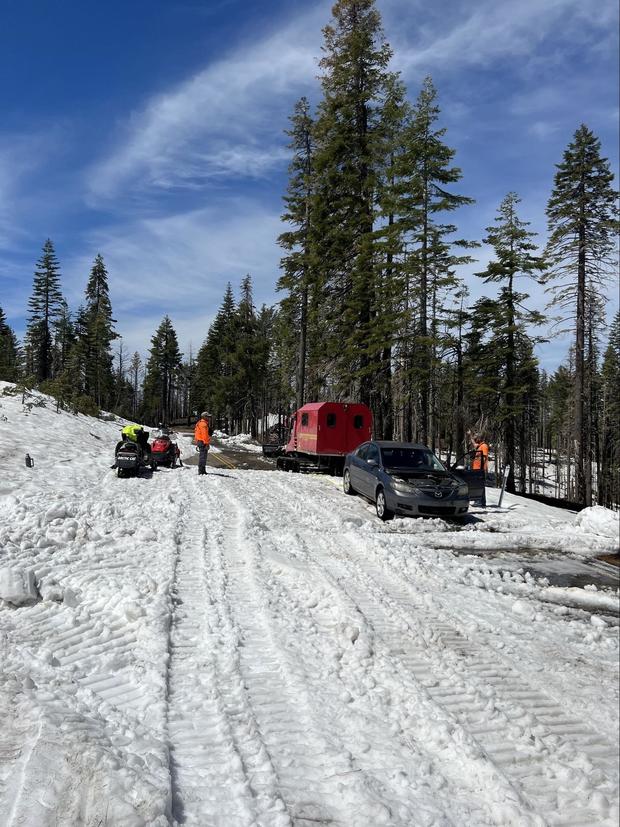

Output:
xmin=194 ymin=412 xmax=211 ymax=476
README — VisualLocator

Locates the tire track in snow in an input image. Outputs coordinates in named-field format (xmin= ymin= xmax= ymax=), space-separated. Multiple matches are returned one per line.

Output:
xmin=0 ymin=643 xmax=170 ymax=826
xmin=0 ymin=472 xmax=186 ymax=825
xmin=240 ymin=472 xmax=619 ymax=826
xmin=212 ymin=480 xmax=405 ymax=826
xmin=217 ymin=473 xmax=524 ymax=825
xmin=167 ymin=473 xmax=401 ymax=825
xmin=324 ymin=554 xmax=618 ymax=827
xmin=166 ymin=476 xmax=288 ymax=826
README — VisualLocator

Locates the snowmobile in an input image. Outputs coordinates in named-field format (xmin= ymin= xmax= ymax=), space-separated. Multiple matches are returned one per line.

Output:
xmin=150 ymin=425 xmax=181 ymax=469
xmin=114 ymin=426 xmax=155 ymax=477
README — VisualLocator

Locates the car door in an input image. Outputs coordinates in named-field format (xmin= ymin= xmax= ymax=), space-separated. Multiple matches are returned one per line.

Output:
xmin=349 ymin=443 xmax=369 ymax=492
xmin=450 ymin=453 xmax=485 ymax=501
xmin=359 ymin=443 xmax=381 ymax=498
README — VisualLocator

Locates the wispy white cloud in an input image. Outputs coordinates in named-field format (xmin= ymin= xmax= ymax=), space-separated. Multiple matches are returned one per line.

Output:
xmin=63 ymin=197 xmax=284 ymax=356
xmin=0 ymin=138 xmax=41 ymax=250
xmin=87 ymin=5 xmax=330 ymax=200
xmin=384 ymin=0 xmax=618 ymax=76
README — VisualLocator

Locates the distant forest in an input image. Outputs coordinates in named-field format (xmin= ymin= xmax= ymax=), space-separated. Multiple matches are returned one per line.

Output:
xmin=1 ymin=0 xmax=618 ymax=509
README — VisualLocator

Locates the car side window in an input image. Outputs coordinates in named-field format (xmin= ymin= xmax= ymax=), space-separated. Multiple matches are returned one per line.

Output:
xmin=366 ymin=444 xmax=380 ymax=464
xmin=356 ymin=443 xmax=369 ymax=461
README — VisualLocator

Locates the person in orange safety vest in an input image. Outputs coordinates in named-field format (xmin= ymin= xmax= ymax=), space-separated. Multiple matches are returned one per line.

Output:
xmin=469 ymin=432 xmax=489 ymax=472
xmin=194 ymin=412 xmax=211 ymax=476
xmin=468 ymin=430 xmax=489 ymax=506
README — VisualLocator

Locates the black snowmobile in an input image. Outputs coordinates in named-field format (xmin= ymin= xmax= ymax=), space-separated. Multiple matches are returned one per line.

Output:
xmin=114 ymin=427 xmax=155 ymax=477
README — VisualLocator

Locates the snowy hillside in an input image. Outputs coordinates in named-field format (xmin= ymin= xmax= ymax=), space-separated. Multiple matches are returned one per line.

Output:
xmin=0 ymin=382 xmax=618 ymax=826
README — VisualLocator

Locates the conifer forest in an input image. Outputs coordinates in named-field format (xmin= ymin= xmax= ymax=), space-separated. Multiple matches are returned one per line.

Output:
xmin=1 ymin=0 xmax=618 ymax=509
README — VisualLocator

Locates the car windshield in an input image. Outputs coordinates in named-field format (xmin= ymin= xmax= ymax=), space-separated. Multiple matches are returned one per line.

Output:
xmin=380 ymin=447 xmax=445 ymax=472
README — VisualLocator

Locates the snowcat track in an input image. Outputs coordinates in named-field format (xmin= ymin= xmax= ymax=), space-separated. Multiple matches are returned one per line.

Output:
xmin=318 ymin=553 xmax=619 ymax=827
xmin=167 ymin=479 xmax=407 ymax=826
xmin=255 ymin=473 xmax=619 ymax=826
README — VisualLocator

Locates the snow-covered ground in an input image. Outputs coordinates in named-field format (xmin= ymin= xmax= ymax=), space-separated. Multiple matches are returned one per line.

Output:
xmin=0 ymin=382 xmax=618 ymax=826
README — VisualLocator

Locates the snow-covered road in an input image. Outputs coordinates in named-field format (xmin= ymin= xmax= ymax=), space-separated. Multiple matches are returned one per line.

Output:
xmin=0 ymin=384 xmax=618 ymax=826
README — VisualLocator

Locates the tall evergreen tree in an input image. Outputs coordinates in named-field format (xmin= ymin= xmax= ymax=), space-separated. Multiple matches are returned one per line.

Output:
xmin=26 ymin=239 xmax=64 ymax=382
xmin=312 ymin=0 xmax=395 ymax=405
xmin=476 ymin=193 xmax=546 ymax=492
xmin=393 ymin=76 xmax=474 ymax=443
xmin=235 ymin=275 xmax=269 ymax=437
xmin=373 ymin=75 xmax=410 ymax=438
xmin=599 ymin=312 xmax=620 ymax=509
xmin=83 ymin=254 xmax=118 ymax=408
xmin=278 ymin=97 xmax=317 ymax=410
xmin=194 ymin=283 xmax=238 ymax=427
xmin=544 ymin=125 xmax=619 ymax=504
xmin=52 ymin=299 xmax=75 ymax=378
xmin=0 ymin=306 xmax=19 ymax=382
xmin=142 ymin=316 xmax=182 ymax=424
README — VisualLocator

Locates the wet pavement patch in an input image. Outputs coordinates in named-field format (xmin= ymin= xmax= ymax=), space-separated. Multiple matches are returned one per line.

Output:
xmin=452 ymin=547 xmax=620 ymax=593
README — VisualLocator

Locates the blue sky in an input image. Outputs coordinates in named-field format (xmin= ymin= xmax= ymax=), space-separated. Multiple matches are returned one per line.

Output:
xmin=0 ymin=0 xmax=618 ymax=370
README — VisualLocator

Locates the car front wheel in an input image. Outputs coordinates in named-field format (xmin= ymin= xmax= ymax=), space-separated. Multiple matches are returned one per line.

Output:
xmin=343 ymin=469 xmax=355 ymax=495
xmin=375 ymin=488 xmax=394 ymax=521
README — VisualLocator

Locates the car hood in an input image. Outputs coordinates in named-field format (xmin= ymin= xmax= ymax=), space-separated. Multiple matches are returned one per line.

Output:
xmin=388 ymin=469 xmax=455 ymax=486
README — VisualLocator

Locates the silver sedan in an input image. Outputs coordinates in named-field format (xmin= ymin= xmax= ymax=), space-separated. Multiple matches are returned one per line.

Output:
xmin=343 ymin=441 xmax=470 ymax=521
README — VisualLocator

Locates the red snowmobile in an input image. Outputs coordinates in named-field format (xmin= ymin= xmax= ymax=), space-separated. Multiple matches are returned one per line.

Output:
xmin=150 ymin=425 xmax=181 ymax=469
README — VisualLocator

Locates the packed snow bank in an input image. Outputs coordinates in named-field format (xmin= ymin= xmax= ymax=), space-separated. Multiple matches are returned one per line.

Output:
xmin=213 ymin=430 xmax=263 ymax=452
xmin=576 ymin=505 xmax=620 ymax=543
xmin=0 ymin=382 xmax=194 ymax=486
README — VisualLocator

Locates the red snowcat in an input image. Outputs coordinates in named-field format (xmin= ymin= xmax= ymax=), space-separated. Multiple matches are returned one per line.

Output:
xmin=263 ymin=402 xmax=372 ymax=475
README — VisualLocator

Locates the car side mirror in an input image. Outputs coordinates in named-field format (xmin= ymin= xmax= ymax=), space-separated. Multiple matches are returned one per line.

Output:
xmin=367 ymin=458 xmax=378 ymax=467
xmin=454 ymin=465 xmax=465 ymax=470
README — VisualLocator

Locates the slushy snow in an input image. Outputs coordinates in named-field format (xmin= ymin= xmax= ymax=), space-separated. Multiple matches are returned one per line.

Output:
xmin=0 ymin=382 xmax=618 ymax=826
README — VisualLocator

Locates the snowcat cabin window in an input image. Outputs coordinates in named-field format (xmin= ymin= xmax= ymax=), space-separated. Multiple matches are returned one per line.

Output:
xmin=353 ymin=414 xmax=364 ymax=429
xmin=326 ymin=413 xmax=337 ymax=428
xmin=301 ymin=413 xmax=309 ymax=427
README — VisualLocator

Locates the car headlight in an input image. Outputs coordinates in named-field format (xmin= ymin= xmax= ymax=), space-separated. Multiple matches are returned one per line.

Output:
xmin=391 ymin=477 xmax=414 ymax=493
xmin=457 ymin=484 xmax=468 ymax=497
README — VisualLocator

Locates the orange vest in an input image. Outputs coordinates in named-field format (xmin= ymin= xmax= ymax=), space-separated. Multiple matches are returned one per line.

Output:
xmin=194 ymin=419 xmax=210 ymax=445
xmin=472 ymin=442 xmax=489 ymax=471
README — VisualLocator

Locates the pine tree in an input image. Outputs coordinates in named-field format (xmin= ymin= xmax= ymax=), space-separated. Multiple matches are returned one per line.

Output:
xmin=0 ymin=306 xmax=19 ymax=382
xmin=26 ymin=239 xmax=64 ymax=382
xmin=373 ymin=75 xmax=410 ymax=438
xmin=312 ymin=0 xmax=395 ymax=405
xmin=278 ymin=97 xmax=317 ymax=410
xmin=142 ymin=316 xmax=182 ymax=424
xmin=393 ymin=76 xmax=474 ymax=444
xmin=599 ymin=312 xmax=620 ymax=508
xmin=235 ymin=276 xmax=269 ymax=437
xmin=83 ymin=254 xmax=118 ymax=408
xmin=194 ymin=284 xmax=238 ymax=428
xmin=53 ymin=300 xmax=75 ymax=377
xmin=476 ymin=193 xmax=546 ymax=492
xmin=544 ymin=125 xmax=619 ymax=505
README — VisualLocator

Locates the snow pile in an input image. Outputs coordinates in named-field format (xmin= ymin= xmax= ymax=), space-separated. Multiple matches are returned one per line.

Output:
xmin=215 ymin=431 xmax=263 ymax=452
xmin=0 ymin=566 xmax=38 ymax=606
xmin=576 ymin=505 xmax=620 ymax=543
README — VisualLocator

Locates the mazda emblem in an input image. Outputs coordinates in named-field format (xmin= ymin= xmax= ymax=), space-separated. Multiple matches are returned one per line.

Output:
xmin=434 ymin=489 xmax=443 ymax=498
